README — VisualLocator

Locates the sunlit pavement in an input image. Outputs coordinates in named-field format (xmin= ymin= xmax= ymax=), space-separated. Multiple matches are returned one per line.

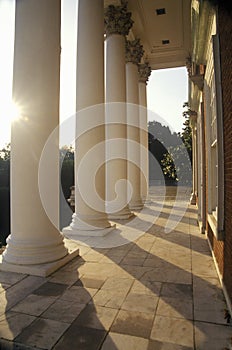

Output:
xmin=0 ymin=187 xmax=231 ymax=350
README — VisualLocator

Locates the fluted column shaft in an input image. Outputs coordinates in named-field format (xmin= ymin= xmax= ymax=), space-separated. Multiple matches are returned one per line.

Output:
xmin=138 ymin=63 xmax=151 ymax=202
xmin=190 ymin=112 xmax=197 ymax=205
xmin=104 ymin=3 xmax=133 ymax=219
xmin=63 ymin=0 xmax=114 ymax=236
xmin=2 ymin=0 xmax=68 ymax=265
xmin=126 ymin=39 xmax=144 ymax=210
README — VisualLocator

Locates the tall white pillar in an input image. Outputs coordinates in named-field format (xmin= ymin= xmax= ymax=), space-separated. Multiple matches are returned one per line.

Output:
xmin=126 ymin=39 xmax=144 ymax=210
xmin=63 ymin=0 xmax=114 ymax=237
xmin=190 ymin=111 xmax=197 ymax=205
xmin=138 ymin=63 xmax=152 ymax=203
xmin=1 ymin=0 xmax=70 ymax=268
xmin=104 ymin=3 xmax=133 ymax=219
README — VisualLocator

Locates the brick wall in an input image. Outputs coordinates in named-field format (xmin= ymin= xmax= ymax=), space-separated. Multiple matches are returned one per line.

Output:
xmin=214 ymin=5 xmax=232 ymax=299
xmin=219 ymin=5 xmax=232 ymax=300
xmin=207 ymin=226 xmax=224 ymax=275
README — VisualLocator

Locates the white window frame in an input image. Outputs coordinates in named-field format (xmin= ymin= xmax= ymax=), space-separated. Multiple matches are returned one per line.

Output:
xmin=205 ymin=34 xmax=224 ymax=240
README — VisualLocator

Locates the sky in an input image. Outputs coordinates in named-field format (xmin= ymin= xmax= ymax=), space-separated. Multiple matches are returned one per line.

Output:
xmin=0 ymin=0 xmax=188 ymax=149
xmin=0 ymin=0 xmax=15 ymax=148
xmin=147 ymin=67 xmax=188 ymax=133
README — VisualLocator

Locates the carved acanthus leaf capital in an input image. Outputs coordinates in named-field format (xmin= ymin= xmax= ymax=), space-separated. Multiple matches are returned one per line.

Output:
xmin=186 ymin=55 xmax=205 ymax=90
xmin=125 ymin=39 xmax=144 ymax=65
xmin=104 ymin=3 xmax=133 ymax=37
xmin=138 ymin=62 xmax=152 ymax=83
xmin=186 ymin=55 xmax=192 ymax=77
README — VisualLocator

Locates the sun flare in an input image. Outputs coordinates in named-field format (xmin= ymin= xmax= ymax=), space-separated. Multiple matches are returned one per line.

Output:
xmin=0 ymin=101 xmax=21 ymax=123
xmin=0 ymin=101 xmax=21 ymax=147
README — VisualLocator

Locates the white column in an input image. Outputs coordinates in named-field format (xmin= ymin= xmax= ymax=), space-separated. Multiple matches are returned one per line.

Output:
xmin=2 ymin=0 xmax=69 ymax=267
xmin=63 ymin=0 xmax=114 ymax=237
xmin=138 ymin=63 xmax=151 ymax=203
xmin=190 ymin=112 xmax=197 ymax=205
xmin=126 ymin=39 xmax=144 ymax=210
xmin=105 ymin=3 xmax=133 ymax=219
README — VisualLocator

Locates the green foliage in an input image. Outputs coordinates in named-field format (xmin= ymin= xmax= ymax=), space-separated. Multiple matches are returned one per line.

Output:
xmin=161 ymin=150 xmax=177 ymax=180
xmin=180 ymin=102 xmax=192 ymax=162
xmin=0 ymin=187 xmax=10 ymax=245
xmin=0 ymin=143 xmax=10 ymax=161
xmin=161 ymin=145 xmax=192 ymax=184
xmin=0 ymin=145 xmax=11 ymax=245
xmin=148 ymin=121 xmax=180 ymax=185
xmin=159 ymin=102 xmax=193 ymax=185
xmin=148 ymin=121 xmax=180 ymax=147
xmin=60 ymin=145 xmax=74 ymax=200
xmin=0 ymin=144 xmax=75 ymax=245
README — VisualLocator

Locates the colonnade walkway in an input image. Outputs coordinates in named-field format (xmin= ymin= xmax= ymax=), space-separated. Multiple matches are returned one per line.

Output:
xmin=0 ymin=187 xmax=232 ymax=349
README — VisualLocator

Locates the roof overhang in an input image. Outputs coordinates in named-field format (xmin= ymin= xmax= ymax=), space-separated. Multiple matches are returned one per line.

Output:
xmin=105 ymin=0 xmax=191 ymax=70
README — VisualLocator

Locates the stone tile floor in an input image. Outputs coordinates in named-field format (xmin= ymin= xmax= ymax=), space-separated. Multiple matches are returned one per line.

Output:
xmin=0 ymin=187 xmax=232 ymax=349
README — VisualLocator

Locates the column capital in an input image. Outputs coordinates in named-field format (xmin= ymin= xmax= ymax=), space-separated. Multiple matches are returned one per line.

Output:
xmin=189 ymin=110 xmax=197 ymax=129
xmin=138 ymin=62 xmax=152 ymax=84
xmin=186 ymin=55 xmax=205 ymax=90
xmin=104 ymin=3 xmax=133 ymax=37
xmin=125 ymin=39 xmax=144 ymax=65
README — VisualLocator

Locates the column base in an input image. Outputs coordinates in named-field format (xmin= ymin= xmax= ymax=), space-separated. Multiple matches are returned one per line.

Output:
xmin=107 ymin=206 xmax=134 ymax=220
xmin=129 ymin=199 xmax=144 ymax=210
xmin=141 ymin=197 xmax=152 ymax=205
xmin=108 ymin=212 xmax=134 ymax=220
xmin=2 ymin=234 xmax=69 ymax=266
xmin=63 ymin=224 xmax=116 ymax=238
xmin=0 ymin=239 xmax=79 ymax=277
xmin=190 ymin=192 xmax=197 ymax=205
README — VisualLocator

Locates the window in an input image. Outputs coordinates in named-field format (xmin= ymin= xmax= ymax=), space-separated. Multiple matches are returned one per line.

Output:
xmin=209 ymin=68 xmax=218 ymax=218
xmin=205 ymin=34 xmax=224 ymax=240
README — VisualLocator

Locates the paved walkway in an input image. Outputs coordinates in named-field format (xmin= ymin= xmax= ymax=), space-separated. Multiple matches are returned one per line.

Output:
xmin=0 ymin=187 xmax=232 ymax=349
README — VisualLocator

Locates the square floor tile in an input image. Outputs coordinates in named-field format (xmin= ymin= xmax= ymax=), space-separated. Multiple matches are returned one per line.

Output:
xmin=0 ymin=271 xmax=26 ymax=285
xmin=148 ymin=340 xmax=193 ymax=350
xmin=194 ymin=297 xmax=227 ymax=324
xmin=49 ymin=271 xmax=80 ymax=285
xmin=42 ymin=299 xmax=85 ymax=323
xmin=11 ymin=294 xmax=57 ymax=316
xmin=111 ymin=309 xmax=154 ymax=338
xmin=91 ymin=289 xmax=127 ymax=309
xmin=161 ymin=283 xmax=193 ymax=300
xmin=193 ymin=275 xmax=224 ymax=299
xmin=54 ymin=326 xmax=106 ymax=350
xmin=0 ymin=311 xmax=35 ymax=340
xmin=74 ymin=276 xmax=105 ymax=289
xmin=74 ymin=304 xmax=118 ymax=330
xmin=15 ymin=318 xmax=70 ymax=349
xmin=1 ymin=276 xmax=46 ymax=312
xmin=101 ymin=277 xmax=133 ymax=293
xmin=130 ymin=280 xmax=162 ymax=296
xmin=101 ymin=332 xmax=149 ymax=350
xmin=33 ymin=282 xmax=68 ymax=297
xmin=0 ymin=283 xmax=11 ymax=294
xmin=121 ymin=293 xmax=159 ymax=314
xmin=60 ymin=286 xmax=97 ymax=303
xmin=120 ymin=257 xmax=147 ymax=266
xmin=156 ymin=297 xmax=193 ymax=320
xmin=151 ymin=315 xmax=194 ymax=348
xmin=194 ymin=321 xmax=232 ymax=350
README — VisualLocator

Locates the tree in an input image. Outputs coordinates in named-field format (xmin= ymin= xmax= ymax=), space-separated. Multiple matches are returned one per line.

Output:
xmin=0 ymin=143 xmax=11 ymax=161
xmin=148 ymin=121 xmax=180 ymax=185
xmin=181 ymin=102 xmax=192 ymax=162
xmin=60 ymin=145 xmax=74 ymax=200
xmin=0 ymin=144 xmax=11 ymax=246
xmin=160 ymin=103 xmax=193 ymax=185
xmin=0 ymin=144 xmax=75 ymax=246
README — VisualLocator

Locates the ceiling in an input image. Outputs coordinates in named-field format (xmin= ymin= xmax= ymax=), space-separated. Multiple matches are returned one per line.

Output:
xmin=105 ymin=0 xmax=191 ymax=70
